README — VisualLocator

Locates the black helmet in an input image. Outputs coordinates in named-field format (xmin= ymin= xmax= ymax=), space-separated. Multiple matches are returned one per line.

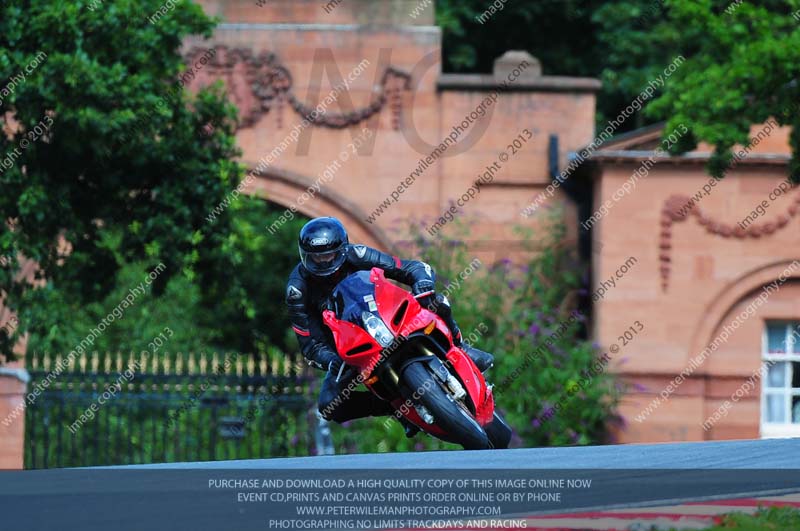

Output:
xmin=298 ymin=217 xmax=349 ymax=277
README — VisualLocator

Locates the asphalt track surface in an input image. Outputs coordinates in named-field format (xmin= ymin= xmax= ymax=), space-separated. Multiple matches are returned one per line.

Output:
xmin=2 ymin=438 xmax=799 ymax=531
xmin=122 ymin=436 xmax=800 ymax=469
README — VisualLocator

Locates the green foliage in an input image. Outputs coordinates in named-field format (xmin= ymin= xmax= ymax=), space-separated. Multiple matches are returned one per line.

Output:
xmin=24 ymin=259 xmax=217 ymax=355
xmin=596 ymin=0 xmax=800 ymax=181
xmin=592 ymin=1 xmax=684 ymax=121
xmin=435 ymin=0 xmax=645 ymax=129
xmin=24 ymin=197 xmax=309 ymax=356
xmin=450 ymin=214 xmax=620 ymax=447
xmin=663 ymin=507 xmax=800 ymax=531
xmin=0 ymin=0 xmax=243 ymax=362
xmin=439 ymin=0 xmax=800 ymax=149
xmin=436 ymin=0 xmax=606 ymax=77
xmin=210 ymin=196 xmax=308 ymax=353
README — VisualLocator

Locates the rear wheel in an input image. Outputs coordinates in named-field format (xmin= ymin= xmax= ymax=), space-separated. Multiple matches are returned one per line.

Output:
xmin=401 ymin=362 xmax=490 ymax=450
xmin=484 ymin=412 xmax=512 ymax=449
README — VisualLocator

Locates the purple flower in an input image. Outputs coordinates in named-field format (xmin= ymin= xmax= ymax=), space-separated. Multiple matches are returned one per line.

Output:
xmin=551 ymin=345 xmax=567 ymax=358
xmin=414 ymin=442 xmax=424 ymax=451
xmin=633 ymin=383 xmax=648 ymax=392
xmin=290 ymin=435 xmax=299 ymax=446
xmin=528 ymin=324 xmax=540 ymax=336
xmin=531 ymin=418 xmax=541 ymax=428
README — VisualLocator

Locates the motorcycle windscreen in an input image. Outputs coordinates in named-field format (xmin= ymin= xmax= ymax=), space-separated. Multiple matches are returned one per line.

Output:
xmin=330 ymin=270 xmax=376 ymax=324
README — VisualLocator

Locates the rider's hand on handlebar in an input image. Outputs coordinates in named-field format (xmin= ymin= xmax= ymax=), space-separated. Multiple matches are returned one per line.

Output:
xmin=329 ymin=358 xmax=355 ymax=383
xmin=413 ymin=290 xmax=435 ymax=309
xmin=412 ymin=280 xmax=435 ymax=308
xmin=327 ymin=357 xmax=342 ymax=374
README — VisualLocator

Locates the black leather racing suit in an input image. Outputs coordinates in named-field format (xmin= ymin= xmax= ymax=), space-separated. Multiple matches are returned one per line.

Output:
xmin=285 ymin=243 xmax=464 ymax=423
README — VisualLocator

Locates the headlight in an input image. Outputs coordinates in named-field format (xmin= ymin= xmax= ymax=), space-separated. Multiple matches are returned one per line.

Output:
xmin=361 ymin=311 xmax=394 ymax=347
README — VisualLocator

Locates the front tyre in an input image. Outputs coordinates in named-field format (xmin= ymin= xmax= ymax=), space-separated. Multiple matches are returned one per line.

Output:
xmin=401 ymin=362 xmax=490 ymax=450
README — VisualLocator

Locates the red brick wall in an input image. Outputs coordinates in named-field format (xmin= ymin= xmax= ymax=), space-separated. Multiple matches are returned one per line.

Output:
xmin=593 ymin=132 xmax=800 ymax=443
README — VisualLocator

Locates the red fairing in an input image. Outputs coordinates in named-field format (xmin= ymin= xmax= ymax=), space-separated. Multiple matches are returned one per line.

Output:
xmin=370 ymin=268 xmax=411 ymax=333
xmin=324 ymin=267 xmax=495 ymax=437
xmin=322 ymin=310 xmax=382 ymax=369
xmin=369 ymin=268 xmax=491 ymax=425
xmin=446 ymin=346 xmax=495 ymax=425
xmin=370 ymin=268 xmax=453 ymax=343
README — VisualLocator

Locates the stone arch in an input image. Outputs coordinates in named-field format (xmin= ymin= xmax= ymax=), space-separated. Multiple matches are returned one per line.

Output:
xmin=241 ymin=166 xmax=395 ymax=252
xmin=686 ymin=258 xmax=800 ymax=373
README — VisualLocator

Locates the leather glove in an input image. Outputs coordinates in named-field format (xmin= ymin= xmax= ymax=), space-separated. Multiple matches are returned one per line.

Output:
xmin=327 ymin=357 xmax=343 ymax=375
xmin=307 ymin=345 xmax=340 ymax=372
xmin=326 ymin=356 xmax=356 ymax=384
xmin=412 ymin=279 xmax=435 ymax=308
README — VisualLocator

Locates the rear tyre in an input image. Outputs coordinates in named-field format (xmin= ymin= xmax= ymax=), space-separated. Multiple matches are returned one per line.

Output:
xmin=401 ymin=362 xmax=490 ymax=450
xmin=484 ymin=412 xmax=512 ymax=449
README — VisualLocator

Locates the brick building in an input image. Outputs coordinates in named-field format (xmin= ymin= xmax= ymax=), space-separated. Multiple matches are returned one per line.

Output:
xmin=586 ymin=124 xmax=800 ymax=442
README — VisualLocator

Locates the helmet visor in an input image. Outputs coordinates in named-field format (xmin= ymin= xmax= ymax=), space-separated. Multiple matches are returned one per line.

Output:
xmin=301 ymin=245 xmax=347 ymax=276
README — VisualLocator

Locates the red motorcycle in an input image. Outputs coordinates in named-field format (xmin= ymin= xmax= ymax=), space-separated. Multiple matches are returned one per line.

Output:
xmin=322 ymin=267 xmax=512 ymax=450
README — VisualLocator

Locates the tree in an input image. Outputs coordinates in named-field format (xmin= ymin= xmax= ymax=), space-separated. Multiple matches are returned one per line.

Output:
xmin=0 ymin=0 xmax=243 ymax=361
xmin=23 ymin=196 xmax=309 ymax=356
xmin=591 ymin=0 xmax=682 ymax=129
xmin=436 ymin=0 xmax=605 ymax=77
xmin=194 ymin=196 xmax=309 ymax=354
xmin=595 ymin=0 xmax=800 ymax=180
xmin=436 ymin=0 xmax=631 ymax=126
xmin=437 ymin=0 xmax=800 ymax=149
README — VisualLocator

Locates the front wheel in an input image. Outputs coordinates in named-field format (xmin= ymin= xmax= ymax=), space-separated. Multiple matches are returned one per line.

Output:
xmin=401 ymin=362 xmax=490 ymax=450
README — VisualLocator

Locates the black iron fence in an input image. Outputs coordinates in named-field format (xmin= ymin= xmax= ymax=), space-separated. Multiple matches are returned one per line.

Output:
xmin=24 ymin=350 xmax=318 ymax=469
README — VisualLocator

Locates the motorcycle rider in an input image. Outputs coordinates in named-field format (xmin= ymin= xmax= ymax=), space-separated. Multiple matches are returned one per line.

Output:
xmin=285 ymin=217 xmax=494 ymax=432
